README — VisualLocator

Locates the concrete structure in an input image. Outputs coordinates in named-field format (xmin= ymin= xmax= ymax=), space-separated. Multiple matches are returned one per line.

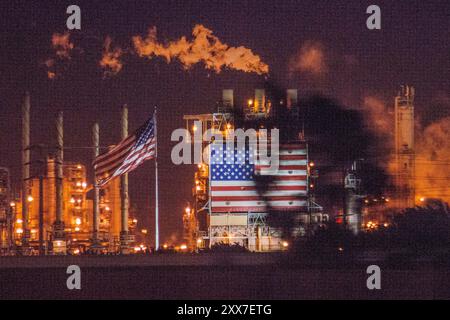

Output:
xmin=120 ymin=105 xmax=132 ymax=254
xmin=92 ymin=123 xmax=100 ymax=247
xmin=394 ymin=85 xmax=415 ymax=208
xmin=53 ymin=111 xmax=66 ymax=254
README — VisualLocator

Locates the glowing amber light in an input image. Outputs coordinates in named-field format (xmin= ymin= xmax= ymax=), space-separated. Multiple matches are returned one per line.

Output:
xmin=75 ymin=218 xmax=81 ymax=225
xmin=16 ymin=228 xmax=23 ymax=234
xmin=27 ymin=195 xmax=34 ymax=202
xmin=247 ymin=99 xmax=253 ymax=106
xmin=180 ymin=244 xmax=187 ymax=250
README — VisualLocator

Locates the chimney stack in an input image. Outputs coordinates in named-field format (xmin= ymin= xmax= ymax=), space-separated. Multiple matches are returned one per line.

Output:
xmin=120 ymin=105 xmax=130 ymax=254
xmin=286 ymin=89 xmax=298 ymax=109
xmin=21 ymin=92 xmax=30 ymax=249
xmin=222 ymin=89 xmax=234 ymax=108
xmin=254 ymin=89 xmax=265 ymax=113
xmin=53 ymin=111 xmax=66 ymax=254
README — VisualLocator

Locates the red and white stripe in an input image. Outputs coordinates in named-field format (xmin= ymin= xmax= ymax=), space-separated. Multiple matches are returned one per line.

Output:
xmin=210 ymin=143 xmax=308 ymax=213
xmin=93 ymin=129 xmax=156 ymax=186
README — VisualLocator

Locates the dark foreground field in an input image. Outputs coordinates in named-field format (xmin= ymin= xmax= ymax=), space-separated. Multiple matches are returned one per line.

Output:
xmin=0 ymin=254 xmax=449 ymax=299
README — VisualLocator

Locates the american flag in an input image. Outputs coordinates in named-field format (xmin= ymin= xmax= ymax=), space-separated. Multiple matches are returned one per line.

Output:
xmin=210 ymin=142 xmax=308 ymax=213
xmin=94 ymin=114 xmax=156 ymax=186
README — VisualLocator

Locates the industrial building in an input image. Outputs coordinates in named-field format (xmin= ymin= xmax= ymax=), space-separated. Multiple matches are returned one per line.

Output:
xmin=7 ymin=157 xmax=136 ymax=253
xmin=183 ymin=89 xmax=327 ymax=252
xmin=8 ymin=94 xmax=138 ymax=255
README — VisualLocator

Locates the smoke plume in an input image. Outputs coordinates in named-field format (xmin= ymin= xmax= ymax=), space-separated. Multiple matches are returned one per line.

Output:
xmin=289 ymin=41 xmax=327 ymax=76
xmin=44 ymin=32 xmax=75 ymax=79
xmin=99 ymin=36 xmax=123 ymax=77
xmin=51 ymin=32 xmax=74 ymax=59
xmin=415 ymin=117 xmax=450 ymax=203
xmin=132 ymin=24 xmax=269 ymax=75
xmin=362 ymin=95 xmax=450 ymax=204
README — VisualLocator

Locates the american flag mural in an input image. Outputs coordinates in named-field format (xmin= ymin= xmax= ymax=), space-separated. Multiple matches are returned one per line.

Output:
xmin=93 ymin=114 xmax=156 ymax=186
xmin=210 ymin=142 xmax=308 ymax=213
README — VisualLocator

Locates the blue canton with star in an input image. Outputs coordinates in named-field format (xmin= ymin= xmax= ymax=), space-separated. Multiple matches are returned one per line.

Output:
xmin=135 ymin=117 xmax=155 ymax=147
xmin=211 ymin=143 xmax=255 ymax=181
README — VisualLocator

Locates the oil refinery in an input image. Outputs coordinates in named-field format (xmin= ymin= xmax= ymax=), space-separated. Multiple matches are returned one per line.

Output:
xmin=0 ymin=85 xmax=445 ymax=255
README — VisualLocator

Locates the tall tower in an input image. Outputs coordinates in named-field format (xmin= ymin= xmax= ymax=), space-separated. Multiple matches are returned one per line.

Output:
xmin=394 ymin=85 xmax=415 ymax=208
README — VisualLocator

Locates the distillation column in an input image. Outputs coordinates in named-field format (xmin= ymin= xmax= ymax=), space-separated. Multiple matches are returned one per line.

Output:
xmin=21 ymin=92 xmax=31 ymax=252
xmin=120 ymin=105 xmax=131 ymax=254
xmin=53 ymin=111 xmax=66 ymax=254
xmin=394 ymin=85 xmax=415 ymax=208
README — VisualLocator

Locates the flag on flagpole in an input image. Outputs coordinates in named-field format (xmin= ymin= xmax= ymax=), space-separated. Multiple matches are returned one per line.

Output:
xmin=93 ymin=114 xmax=156 ymax=186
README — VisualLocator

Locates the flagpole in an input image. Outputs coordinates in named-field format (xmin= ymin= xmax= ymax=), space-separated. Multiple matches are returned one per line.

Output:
xmin=154 ymin=106 xmax=160 ymax=251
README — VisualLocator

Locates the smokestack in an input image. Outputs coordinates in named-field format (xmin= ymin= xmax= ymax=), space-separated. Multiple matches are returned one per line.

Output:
xmin=92 ymin=123 xmax=100 ymax=247
xmin=21 ymin=92 xmax=30 ymax=249
xmin=120 ymin=105 xmax=130 ymax=254
xmin=286 ymin=89 xmax=298 ymax=109
xmin=394 ymin=85 xmax=415 ymax=208
xmin=222 ymin=89 xmax=234 ymax=108
xmin=53 ymin=111 xmax=66 ymax=253
xmin=254 ymin=89 xmax=265 ymax=113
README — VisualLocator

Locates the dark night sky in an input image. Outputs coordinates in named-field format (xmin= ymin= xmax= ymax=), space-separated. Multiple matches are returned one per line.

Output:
xmin=0 ymin=0 xmax=449 ymax=245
